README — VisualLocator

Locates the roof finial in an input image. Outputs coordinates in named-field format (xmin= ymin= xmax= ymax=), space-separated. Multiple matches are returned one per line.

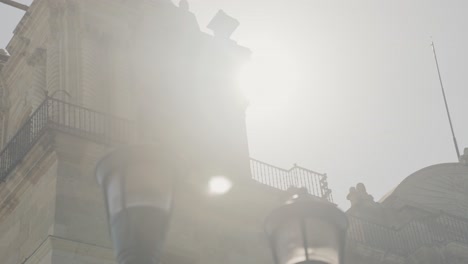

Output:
xmin=460 ymin=148 xmax=468 ymax=165
xmin=207 ymin=10 xmax=239 ymax=39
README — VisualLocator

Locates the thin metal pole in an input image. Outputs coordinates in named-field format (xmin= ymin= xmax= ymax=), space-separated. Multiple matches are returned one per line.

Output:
xmin=0 ymin=0 xmax=28 ymax=11
xmin=431 ymin=41 xmax=461 ymax=160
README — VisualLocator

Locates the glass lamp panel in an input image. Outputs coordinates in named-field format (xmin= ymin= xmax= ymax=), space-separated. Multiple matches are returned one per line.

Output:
xmin=123 ymin=160 xmax=173 ymax=211
xmin=303 ymin=217 xmax=340 ymax=264
xmin=275 ymin=217 xmax=304 ymax=264
xmin=95 ymin=145 xmax=180 ymax=264
xmin=274 ymin=217 xmax=341 ymax=264
xmin=106 ymin=171 xmax=123 ymax=217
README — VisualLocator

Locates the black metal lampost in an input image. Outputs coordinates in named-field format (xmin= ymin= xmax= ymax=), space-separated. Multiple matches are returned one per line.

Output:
xmin=264 ymin=189 xmax=348 ymax=264
xmin=95 ymin=145 xmax=183 ymax=264
xmin=96 ymin=147 xmax=348 ymax=264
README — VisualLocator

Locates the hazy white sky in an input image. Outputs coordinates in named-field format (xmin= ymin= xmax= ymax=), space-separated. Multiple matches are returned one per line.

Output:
xmin=2 ymin=0 xmax=468 ymax=207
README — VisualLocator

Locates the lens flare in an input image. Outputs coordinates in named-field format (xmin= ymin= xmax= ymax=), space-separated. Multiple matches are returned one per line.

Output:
xmin=209 ymin=176 xmax=232 ymax=195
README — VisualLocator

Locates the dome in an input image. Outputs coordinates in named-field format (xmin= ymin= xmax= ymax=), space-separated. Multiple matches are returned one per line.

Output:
xmin=380 ymin=162 xmax=468 ymax=218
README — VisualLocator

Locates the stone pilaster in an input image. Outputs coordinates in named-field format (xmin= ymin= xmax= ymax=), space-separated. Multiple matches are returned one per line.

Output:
xmin=45 ymin=1 xmax=65 ymax=99
xmin=46 ymin=0 xmax=82 ymax=103
xmin=27 ymin=48 xmax=47 ymax=110
xmin=79 ymin=23 xmax=110 ymax=111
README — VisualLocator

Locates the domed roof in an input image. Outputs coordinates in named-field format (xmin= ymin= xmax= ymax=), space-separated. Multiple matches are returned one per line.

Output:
xmin=380 ymin=162 xmax=468 ymax=218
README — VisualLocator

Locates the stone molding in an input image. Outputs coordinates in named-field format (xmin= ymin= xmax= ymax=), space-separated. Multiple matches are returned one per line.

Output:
xmin=23 ymin=235 xmax=115 ymax=264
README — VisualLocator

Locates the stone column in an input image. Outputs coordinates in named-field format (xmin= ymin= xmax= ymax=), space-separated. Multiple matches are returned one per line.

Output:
xmin=107 ymin=37 xmax=136 ymax=121
xmin=79 ymin=25 xmax=110 ymax=111
xmin=27 ymin=48 xmax=47 ymax=110
xmin=46 ymin=0 xmax=82 ymax=103
xmin=46 ymin=0 xmax=65 ymax=99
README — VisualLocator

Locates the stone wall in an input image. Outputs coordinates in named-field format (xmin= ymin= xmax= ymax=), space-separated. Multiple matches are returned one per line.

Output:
xmin=0 ymin=126 xmax=288 ymax=264
xmin=0 ymin=136 xmax=57 ymax=264
xmin=2 ymin=0 xmax=49 ymax=141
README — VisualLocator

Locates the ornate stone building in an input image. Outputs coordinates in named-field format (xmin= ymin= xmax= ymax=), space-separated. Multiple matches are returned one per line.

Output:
xmin=0 ymin=1 xmax=331 ymax=263
xmin=345 ymin=152 xmax=468 ymax=264
xmin=0 ymin=1 xmax=467 ymax=264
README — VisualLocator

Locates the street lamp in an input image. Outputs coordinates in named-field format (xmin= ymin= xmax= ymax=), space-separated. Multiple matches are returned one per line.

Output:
xmin=95 ymin=145 xmax=183 ymax=264
xmin=96 ymin=148 xmax=347 ymax=264
xmin=264 ymin=188 xmax=348 ymax=264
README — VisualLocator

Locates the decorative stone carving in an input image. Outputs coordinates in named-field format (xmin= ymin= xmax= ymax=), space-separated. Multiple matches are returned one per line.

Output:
xmin=17 ymin=36 xmax=31 ymax=57
xmin=207 ymin=10 xmax=240 ymax=39
xmin=26 ymin=48 xmax=46 ymax=66
xmin=347 ymin=182 xmax=374 ymax=208
xmin=0 ymin=49 xmax=8 ymax=71
xmin=460 ymin=148 xmax=468 ymax=165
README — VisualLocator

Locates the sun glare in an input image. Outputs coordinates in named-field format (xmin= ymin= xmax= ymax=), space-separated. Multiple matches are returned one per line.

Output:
xmin=208 ymin=176 xmax=232 ymax=195
xmin=239 ymin=47 xmax=301 ymax=111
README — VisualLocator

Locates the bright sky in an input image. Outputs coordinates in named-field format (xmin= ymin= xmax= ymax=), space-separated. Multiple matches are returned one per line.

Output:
xmin=2 ymin=0 xmax=468 ymax=208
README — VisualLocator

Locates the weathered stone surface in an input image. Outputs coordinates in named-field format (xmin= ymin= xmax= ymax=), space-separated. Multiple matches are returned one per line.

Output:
xmin=0 ymin=142 xmax=57 ymax=264
xmin=0 ymin=1 xmax=255 ymax=263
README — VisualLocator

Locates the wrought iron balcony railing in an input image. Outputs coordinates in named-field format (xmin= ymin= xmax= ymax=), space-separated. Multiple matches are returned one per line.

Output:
xmin=4 ymin=97 xmax=466 ymax=256
xmin=347 ymin=213 xmax=468 ymax=256
xmin=0 ymin=97 xmax=134 ymax=180
xmin=250 ymin=158 xmax=332 ymax=201
xmin=0 ymin=98 xmax=48 ymax=180
xmin=0 ymin=97 xmax=333 ymax=201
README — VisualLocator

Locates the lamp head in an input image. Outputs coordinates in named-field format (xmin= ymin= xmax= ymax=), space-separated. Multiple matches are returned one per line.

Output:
xmin=265 ymin=190 xmax=348 ymax=264
xmin=96 ymin=145 xmax=184 ymax=264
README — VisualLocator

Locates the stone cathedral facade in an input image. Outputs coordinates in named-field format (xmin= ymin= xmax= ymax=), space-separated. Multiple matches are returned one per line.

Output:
xmin=0 ymin=1 xmax=467 ymax=264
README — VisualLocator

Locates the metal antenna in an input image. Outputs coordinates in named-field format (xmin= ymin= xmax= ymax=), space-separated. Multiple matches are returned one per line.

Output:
xmin=0 ymin=0 xmax=28 ymax=11
xmin=431 ymin=40 xmax=461 ymax=160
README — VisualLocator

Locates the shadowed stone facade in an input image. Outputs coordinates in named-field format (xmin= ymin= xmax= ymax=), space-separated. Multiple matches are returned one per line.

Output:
xmin=0 ymin=1 xmax=277 ymax=264
xmin=0 ymin=1 xmax=467 ymax=264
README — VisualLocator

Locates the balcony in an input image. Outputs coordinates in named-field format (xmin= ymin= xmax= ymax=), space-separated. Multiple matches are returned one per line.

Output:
xmin=2 ymin=97 xmax=468 ymax=257
xmin=0 ymin=97 xmax=332 ymax=201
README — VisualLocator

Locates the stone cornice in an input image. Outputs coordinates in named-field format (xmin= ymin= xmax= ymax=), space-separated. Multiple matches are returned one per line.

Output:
xmin=23 ymin=235 xmax=115 ymax=264
xmin=0 ymin=53 xmax=9 ymax=65
xmin=3 ymin=1 xmax=49 ymax=84
xmin=6 ymin=0 xmax=45 ymax=53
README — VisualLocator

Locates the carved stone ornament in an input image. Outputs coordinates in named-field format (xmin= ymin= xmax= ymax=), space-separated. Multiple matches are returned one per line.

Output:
xmin=27 ymin=48 xmax=46 ymax=66
xmin=460 ymin=148 xmax=468 ymax=165
xmin=347 ymin=182 xmax=374 ymax=208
